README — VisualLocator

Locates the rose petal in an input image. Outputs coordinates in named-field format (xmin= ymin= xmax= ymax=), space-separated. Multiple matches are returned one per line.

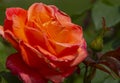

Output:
xmin=0 ymin=25 xmax=4 ymax=37
xmin=19 ymin=41 xmax=45 ymax=68
xmin=35 ymin=45 xmax=77 ymax=80
xmin=4 ymin=30 xmax=19 ymax=50
xmin=57 ymin=45 xmax=79 ymax=60
xmin=36 ymin=46 xmax=58 ymax=62
xmin=28 ymin=3 xmax=51 ymax=24
xmin=55 ymin=24 xmax=83 ymax=44
xmin=42 ymin=19 xmax=65 ymax=41
xmin=5 ymin=8 xmax=27 ymax=42
xmin=25 ymin=27 xmax=56 ymax=55
xmin=49 ymin=39 xmax=80 ymax=56
xmin=50 ymin=5 xmax=71 ymax=26
xmin=6 ymin=8 xmax=26 ymax=20
xmin=4 ymin=19 xmax=13 ymax=34
xmin=25 ymin=27 xmax=46 ymax=48
xmin=71 ymin=47 xmax=87 ymax=66
xmin=19 ymin=41 xmax=75 ymax=83
xmin=6 ymin=53 xmax=47 ymax=83
xmin=70 ymin=39 xmax=87 ymax=66
xmin=3 ymin=19 xmax=19 ymax=50
xmin=35 ymin=44 xmax=76 ymax=69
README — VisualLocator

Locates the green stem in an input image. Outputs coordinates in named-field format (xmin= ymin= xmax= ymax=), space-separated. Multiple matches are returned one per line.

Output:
xmin=84 ymin=66 xmax=90 ymax=83
xmin=84 ymin=66 xmax=96 ymax=83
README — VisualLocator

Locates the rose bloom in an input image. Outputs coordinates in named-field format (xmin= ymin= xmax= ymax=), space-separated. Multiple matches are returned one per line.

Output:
xmin=0 ymin=3 xmax=87 ymax=83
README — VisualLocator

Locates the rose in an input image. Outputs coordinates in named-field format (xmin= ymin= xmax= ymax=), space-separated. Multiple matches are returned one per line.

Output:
xmin=0 ymin=3 xmax=87 ymax=83
xmin=1 ymin=3 xmax=87 ymax=83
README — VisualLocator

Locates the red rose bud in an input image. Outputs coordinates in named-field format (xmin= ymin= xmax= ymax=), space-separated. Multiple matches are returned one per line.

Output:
xmin=0 ymin=3 xmax=87 ymax=83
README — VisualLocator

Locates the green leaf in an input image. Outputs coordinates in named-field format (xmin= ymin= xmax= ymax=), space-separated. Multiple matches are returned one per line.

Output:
xmin=92 ymin=1 xmax=120 ymax=30
xmin=112 ymin=38 xmax=120 ymax=49
xmin=104 ymin=77 xmax=119 ymax=83
xmin=92 ymin=69 xmax=109 ymax=83
xmin=92 ymin=69 xmax=119 ymax=83
xmin=0 ymin=39 xmax=16 ymax=71
xmin=102 ymin=0 xmax=120 ymax=6
xmin=0 ymin=71 xmax=21 ymax=83
xmin=0 ymin=76 xmax=7 ymax=83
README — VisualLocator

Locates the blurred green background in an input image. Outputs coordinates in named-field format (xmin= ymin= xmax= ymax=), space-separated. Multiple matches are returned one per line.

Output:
xmin=0 ymin=0 xmax=120 ymax=83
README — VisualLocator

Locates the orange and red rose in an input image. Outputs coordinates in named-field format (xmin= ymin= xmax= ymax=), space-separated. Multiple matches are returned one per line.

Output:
xmin=0 ymin=3 xmax=87 ymax=83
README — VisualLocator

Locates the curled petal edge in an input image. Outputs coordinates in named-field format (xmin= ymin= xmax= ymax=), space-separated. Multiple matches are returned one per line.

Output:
xmin=6 ymin=53 xmax=47 ymax=83
xmin=0 ymin=26 xmax=4 ymax=38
